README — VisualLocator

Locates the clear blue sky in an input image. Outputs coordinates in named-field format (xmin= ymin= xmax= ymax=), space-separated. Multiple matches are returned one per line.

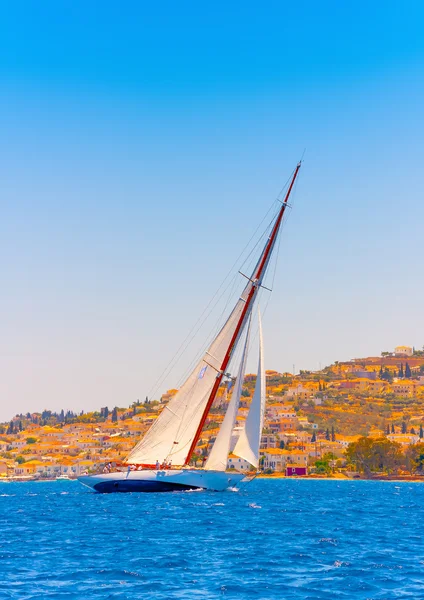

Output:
xmin=1 ymin=1 xmax=423 ymax=420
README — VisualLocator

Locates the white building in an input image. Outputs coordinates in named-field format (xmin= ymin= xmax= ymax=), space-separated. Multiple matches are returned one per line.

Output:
xmin=298 ymin=418 xmax=318 ymax=430
xmin=394 ymin=346 xmax=413 ymax=357
xmin=227 ymin=454 xmax=252 ymax=471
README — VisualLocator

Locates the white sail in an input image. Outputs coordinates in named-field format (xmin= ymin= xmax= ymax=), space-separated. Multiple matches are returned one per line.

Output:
xmin=126 ymin=280 xmax=255 ymax=466
xmin=233 ymin=308 xmax=265 ymax=469
xmin=126 ymin=162 xmax=301 ymax=468
xmin=204 ymin=316 xmax=252 ymax=471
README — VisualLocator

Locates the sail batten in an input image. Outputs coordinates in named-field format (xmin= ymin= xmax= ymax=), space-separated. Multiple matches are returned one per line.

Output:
xmin=233 ymin=308 xmax=265 ymax=469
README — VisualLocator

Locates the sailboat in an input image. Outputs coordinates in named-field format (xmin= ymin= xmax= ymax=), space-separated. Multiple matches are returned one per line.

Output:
xmin=78 ymin=162 xmax=301 ymax=492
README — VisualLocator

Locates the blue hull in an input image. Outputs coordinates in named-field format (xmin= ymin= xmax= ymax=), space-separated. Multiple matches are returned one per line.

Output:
xmin=93 ymin=479 xmax=200 ymax=493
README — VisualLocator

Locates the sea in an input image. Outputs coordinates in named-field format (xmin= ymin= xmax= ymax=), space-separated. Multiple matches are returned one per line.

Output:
xmin=0 ymin=479 xmax=423 ymax=600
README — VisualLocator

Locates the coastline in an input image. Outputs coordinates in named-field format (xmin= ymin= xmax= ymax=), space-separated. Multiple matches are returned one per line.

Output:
xmin=258 ymin=473 xmax=424 ymax=482
xmin=2 ymin=473 xmax=424 ymax=484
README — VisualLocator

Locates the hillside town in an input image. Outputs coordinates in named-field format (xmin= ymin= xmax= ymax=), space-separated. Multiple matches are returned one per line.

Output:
xmin=2 ymin=345 xmax=424 ymax=481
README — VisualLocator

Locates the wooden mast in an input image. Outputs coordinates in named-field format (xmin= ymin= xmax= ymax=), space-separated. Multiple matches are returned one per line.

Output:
xmin=184 ymin=162 xmax=301 ymax=465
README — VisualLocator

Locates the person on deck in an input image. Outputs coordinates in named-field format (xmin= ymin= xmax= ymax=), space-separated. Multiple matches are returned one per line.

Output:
xmin=155 ymin=460 xmax=160 ymax=470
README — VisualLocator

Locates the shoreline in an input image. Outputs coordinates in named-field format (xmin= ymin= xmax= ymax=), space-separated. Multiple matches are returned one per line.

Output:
xmin=2 ymin=474 xmax=424 ymax=484
xmin=258 ymin=473 xmax=424 ymax=482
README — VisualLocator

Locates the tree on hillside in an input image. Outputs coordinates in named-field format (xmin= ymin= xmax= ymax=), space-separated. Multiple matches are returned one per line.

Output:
xmin=386 ymin=424 xmax=390 ymax=435
xmin=398 ymin=363 xmax=404 ymax=378
xmin=420 ymin=424 xmax=423 ymax=439
xmin=311 ymin=431 xmax=316 ymax=443
xmin=331 ymin=425 xmax=335 ymax=442
xmin=325 ymin=428 xmax=330 ymax=441
xmin=381 ymin=367 xmax=393 ymax=382
xmin=405 ymin=443 xmax=424 ymax=473
xmin=346 ymin=437 xmax=403 ymax=476
xmin=314 ymin=457 xmax=331 ymax=474
xmin=410 ymin=427 xmax=416 ymax=435
xmin=405 ymin=363 xmax=412 ymax=378
xmin=111 ymin=407 xmax=118 ymax=423
xmin=401 ymin=421 xmax=407 ymax=434
xmin=391 ymin=423 xmax=395 ymax=434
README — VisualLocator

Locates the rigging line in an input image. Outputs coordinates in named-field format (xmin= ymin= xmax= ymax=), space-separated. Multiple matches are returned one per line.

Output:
xmin=163 ymin=194 xmax=283 ymax=396
xmin=175 ymin=245 xmax=257 ymax=390
xmin=238 ymin=202 xmax=280 ymax=274
xmin=268 ymin=216 xmax=284 ymax=293
xmin=187 ymin=201 xmax=279 ymax=391
xmin=147 ymin=269 xmax=239 ymax=399
xmin=182 ymin=200 xmax=278 ymax=380
xmin=175 ymin=204 xmax=277 ymax=389
xmin=247 ymin=219 xmax=285 ymax=360
xmin=174 ymin=270 xmax=242 ymax=389
xmin=146 ymin=198 xmax=282 ymax=400
xmin=276 ymin=165 xmax=298 ymax=202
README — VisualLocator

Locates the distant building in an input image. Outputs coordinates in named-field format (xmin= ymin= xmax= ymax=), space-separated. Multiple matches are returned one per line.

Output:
xmin=285 ymin=465 xmax=307 ymax=477
xmin=227 ymin=454 xmax=251 ymax=471
xmin=387 ymin=434 xmax=419 ymax=446
xmin=285 ymin=385 xmax=314 ymax=400
xmin=263 ymin=449 xmax=309 ymax=472
xmin=297 ymin=418 xmax=318 ymax=430
xmin=353 ymin=370 xmax=377 ymax=380
xmin=394 ymin=346 xmax=413 ymax=357
xmin=260 ymin=434 xmax=278 ymax=449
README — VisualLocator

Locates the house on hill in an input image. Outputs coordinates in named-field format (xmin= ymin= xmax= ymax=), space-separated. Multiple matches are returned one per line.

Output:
xmin=263 ymin=449 xmax=309 ymax=472
xmin=391 ymin=381 xmax=417 ymax=397
xmin=227 ymin=454 xmax=251 ymax=471
xmin=394 ymin=346 xmax=413 ymax=357
xmin=387 ymin=433 xmax=419 ymax=446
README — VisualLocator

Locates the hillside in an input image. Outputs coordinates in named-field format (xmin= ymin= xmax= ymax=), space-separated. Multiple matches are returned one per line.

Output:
xmin=1 ymin=344 xmax=424 ymax=479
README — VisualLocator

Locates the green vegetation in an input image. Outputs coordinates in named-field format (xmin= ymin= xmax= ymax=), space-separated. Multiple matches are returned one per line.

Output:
xmin=346 ymin=437 xmax=403 ymax=476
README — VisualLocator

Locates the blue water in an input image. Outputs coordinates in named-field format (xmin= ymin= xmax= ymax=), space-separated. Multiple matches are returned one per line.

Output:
xmin=0 ymin=480 xmax=423 ymax=599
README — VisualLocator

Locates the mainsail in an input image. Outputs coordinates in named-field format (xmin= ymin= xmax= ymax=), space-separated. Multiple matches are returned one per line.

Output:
xmin=126 ymin=281 xmax=255 ymax=466
xmin=204 ymin=315 xmax=252 ymax=471
xmin=233 ymin=308 xmax=265 ymax=469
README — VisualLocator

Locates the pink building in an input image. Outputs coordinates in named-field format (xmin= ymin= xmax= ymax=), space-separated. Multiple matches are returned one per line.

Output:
xmin=285 ymin=465 xmax=307 ymax=476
